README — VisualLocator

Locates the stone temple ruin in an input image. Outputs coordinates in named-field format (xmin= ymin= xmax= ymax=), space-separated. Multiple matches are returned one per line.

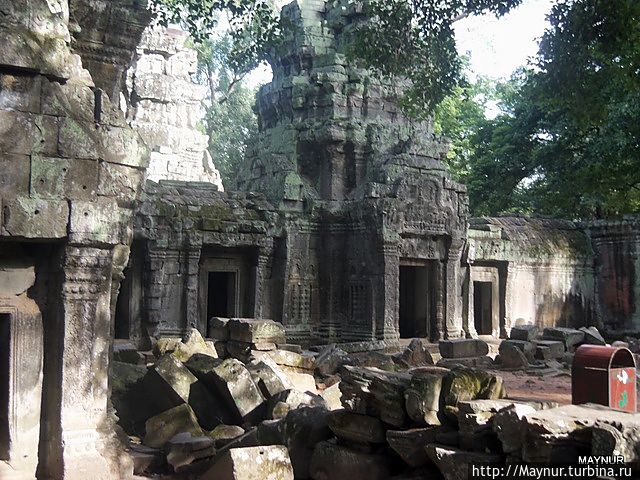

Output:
xmin=0 ymin=0 xmax=639 ymax=479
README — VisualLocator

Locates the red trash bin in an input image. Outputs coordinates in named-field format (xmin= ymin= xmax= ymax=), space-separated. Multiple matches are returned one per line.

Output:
xmin=572 ymin=344 xmax=637 ymax=412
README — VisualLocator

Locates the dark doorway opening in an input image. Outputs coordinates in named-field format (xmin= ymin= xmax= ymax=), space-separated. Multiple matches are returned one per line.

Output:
xmin=0 ymin=313 xmax=10 ymax=461
xmin=114 ymin=267 xmax=131 ymax=340
xmin=207 ymin=272 xmax=237 ymax=322
xmin=399 ymin=266 xmax=431 ymax=338
xmin=473 ymin=281 xmax=493 ymax=335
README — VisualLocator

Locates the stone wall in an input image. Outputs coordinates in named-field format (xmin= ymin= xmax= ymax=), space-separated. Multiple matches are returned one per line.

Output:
xmin=467 ymin=217 xmax=597 ymax=337
xmin=586 ymin=216 xmax=640 ymax=334
xmin=0 ymin=0 xmax=150 ymax=478
xmin=126 ymin=26 xmax=224 ymax=190
xmin=129 ymin=180 xmax=279 ymax=347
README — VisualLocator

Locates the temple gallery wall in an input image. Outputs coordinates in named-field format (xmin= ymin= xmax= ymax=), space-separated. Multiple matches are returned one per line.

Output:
xmin=0 ymin=0 xmax=639 ymax=479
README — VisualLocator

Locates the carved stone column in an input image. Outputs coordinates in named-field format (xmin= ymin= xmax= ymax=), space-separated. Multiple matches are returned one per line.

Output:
xmin=253 ymin=249 xmax=272 ymax=319
xmin=434 ymin=260 xmax=445 ymax=341
xmin=185 ymin=246 xmax=202 ymax=332
xmin=444 ymin=242 xmax=464 ymax=339
xmin=379 ymin=242 xmax=400 ymax=342
xmin=38 ymin=245 xmax=132 ymax=480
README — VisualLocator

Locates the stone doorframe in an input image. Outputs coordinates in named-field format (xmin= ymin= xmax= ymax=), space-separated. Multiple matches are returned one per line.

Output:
xmin=468 ymin=265 xmax=501 ymax=337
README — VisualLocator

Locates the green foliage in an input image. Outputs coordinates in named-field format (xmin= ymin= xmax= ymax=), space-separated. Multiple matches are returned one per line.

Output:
xmin=440 ymin=0 xmax=640 ymax=219
xmin=150 ymin=0 xmax=284 ymax=76
xmin=194 ymin=36 xmax=259 ymax=188
xmin=352 ymin=0 xmax=522 ymax=115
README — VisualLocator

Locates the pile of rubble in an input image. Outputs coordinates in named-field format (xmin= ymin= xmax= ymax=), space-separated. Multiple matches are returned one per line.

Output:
xmin=111 ymin=320 xmax=640 ymax=479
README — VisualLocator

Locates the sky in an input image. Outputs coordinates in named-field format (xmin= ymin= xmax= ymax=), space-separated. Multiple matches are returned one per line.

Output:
xmin=246 ymin=0 xmax=554 ymax=88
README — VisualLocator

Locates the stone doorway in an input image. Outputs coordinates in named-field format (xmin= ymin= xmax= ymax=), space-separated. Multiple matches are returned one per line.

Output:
xmin=399 ymin=264 xmax=434 ymax=338
xmin=207 ymin=271 xmax=237 ymax=320
xmin=0 ymin=313 xmax=9 ymax=461
xmin=473 ymin=281 xmax=493 ymax=335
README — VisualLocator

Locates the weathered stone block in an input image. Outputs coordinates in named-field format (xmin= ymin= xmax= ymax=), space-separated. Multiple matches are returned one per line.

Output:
xmin=57 ymin=117 xmax=100 ymax=159
xmin=30 ymin=155 xmax=98 ymax=199
xmin=142 ymin=354 xmax=197 ymax=412
xmin=0 ymin=111 xmax=58 ymax=156
xmin=164 ymin=432 xmax=215 ymax=471
xmin=542 ymin=327 xmax=585 ymax=349
xmin=1 ymin=197 xmax=68 ymax=238
xmin=510 ymin=324 xmax=539 ymax=341
xmin=0 ymin=73 xmax=42 ymax=113
xmin=172 ymin=328 xmax=218 ymax=362
xmin=425 ymin=444 xmax=502 ymax=480
xmin=440 ymin=367 xmax=505 ymax=413
xmin=69 ymin=199 xmax=130 ymax=245
xmin=579 ymin=326 xmax=606 ymax=346
xmin=281 ymin=407 xmax=333 ymax=478
xmin=201 ymin=446 xmax=294 ymax=480
xmin=0 ymin=154 xmax=30 ymax=197
xmin=534 ymin=340 xmax=565 ymax=360
xmin=320 ymin=382 xmax=342 ymax=411
xmin=227 ymin=318 xmax=286 ymax=344
xmin=439 ymin=339 xmax=489 ymax=359
xmin=309 ymin=441 xmax=390 ymax=480
xmin=143 ymin=404 xmax=204 ymax=449
xmin=387 ymin=427 xmax=442 ymax=467
xmin=185 ymin=355 xmax=265 ymax=423
xmin=97 ymin=162 xmax=145 ymax=198
xmin=404 ymin=371 xmax=444 ymax=426
xmin=208 ymin=317 xmax=231 ymax=340
xmin=268 ymin=389 xmax=326 ymax=420
xmin=246 ymin=359 xmax=292 ymax=399
xmin=327 ymin=410 xmax=386 ymax=444
xmin=209 ymin=424 xmax=246 ymax=448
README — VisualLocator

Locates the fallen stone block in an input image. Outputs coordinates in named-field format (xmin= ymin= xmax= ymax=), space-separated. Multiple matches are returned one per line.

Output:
xmin=267 ymin=389 xmax=326 ymax=419
xmin=370 ymin=370 xmax=412 ymax=427
xmin=153 ymin=337 xmax=182 ymax=357
xmin=209 ymin=425 xmax=246 ymax=448
xmin=164 ymin=432 xmax=215 ymax=471
xmin=201 ymin=446 xmax=294 ymax=480
xmin=386 ymin=427 xmax=442 ymax=468
xmin=113 ymin=342 xmax=144 ymax=365
xmin=591 ymin=420 xmax=640 ymax=466
xmin=309 ymin=440 xmax=390 ymax=480
xmin=278 ymin=344 xmax=303 ymax=354
xmin=404 ymin=371 xmax=445 ymax=426
xmin=320 ymin=382 xmax=342 ymax=410
xmin=142 ymin=354 xmax=197 ymax=414
xmin=257 ymin=419 xmax=284 ymax=446
xmin=491 ymin=403 xmax=537 ymax=456
xmin=110 ymin=361 xmax=150 ymax=435
xmin=280 ymin=370 xmax=318 ymax=395
xmin=254 ymin=349 xmax=316 ymax=371
xmin=534 ymin=340 xmax=565 ymax=360
xmin=282 ymin=407 xmax=333 ymax=478
xmin=246 ymin=359 xmax=292 ymax=399
xmin=143 ymin=404 xmax=204 ymax=449
xmin=440 ymin=367 xmax=505 ymax=412
xmin=437 ymin=356 xmax=494 ymax=369
xmin=439 ymin=339 xmax=489 ymax=359
xmin=579 ymin=326 xmax=606 ymax=346
xmin=208 ymin=317 xmax=230 ymax=340
xmin=522 ymin=403 xmax=640 ymax=463
xmin=185 ymin=354 xmax=265 ymax=424
xmin=172 ymin=328 xmax=218 ymax=362
xmin=327 ymin=410 xmax=386 ymax=444
xmin=393 ymin=338 xmax=434 ymax=367
xmin=499 ymin=339 xmax=535 ymax=361
xmin=497 ymin=342 xmax=530 ymax=369
xmin=425 ymin=444 xmax=502 ymax=480
xmin=315 ymin=344 xmax=352 ymax=376
xmin=130 ymin=444 xmax=166 ymax=475
xmin=227 ymin=318 xmax=286 ymax=345
xmin=510 ymin=324 xmax=539 ymax=341
xmin=542 ymin=327 xmax=585 ymax=349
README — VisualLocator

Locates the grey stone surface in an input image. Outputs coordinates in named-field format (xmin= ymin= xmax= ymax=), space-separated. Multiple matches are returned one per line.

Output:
xmin=201 ymin=445 xmax=294 ymax=480
xmin=309 ymin=440 xmax=391 ymax=480
xmin=542 ymin=327 xmax=585 ymax=348
xmin=510 ymin=324 xmax=539 ymax=341
xmin=439 ymin=339 xmax=489 ymax=359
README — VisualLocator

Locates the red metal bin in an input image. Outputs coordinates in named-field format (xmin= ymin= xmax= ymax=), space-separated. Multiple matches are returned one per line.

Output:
xmin=572 ymin=345 xmax=637 ymax=412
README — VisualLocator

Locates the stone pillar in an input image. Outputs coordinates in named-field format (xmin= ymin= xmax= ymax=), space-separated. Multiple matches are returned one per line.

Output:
xmin=143 ymin=248 xmax=164 ymax=345
xmin=253 ymin=249 xmax=271 ymax=319
xmin=434 ymin=260 xmax=445 ymax=341
xmin=463 ymin=266 xmax=478 ymax=338
xmin=38 ymin=245 xmax=132 ymax=480
xmin=444 ymin=243 xmax=464 ymax=339
xmin=185 ymin=246 xmax=202 ymax=332
xmin=379 ymin=243 xmax=400 ymax=342
xmin=503 ymin=263 xmax=516 ymax=337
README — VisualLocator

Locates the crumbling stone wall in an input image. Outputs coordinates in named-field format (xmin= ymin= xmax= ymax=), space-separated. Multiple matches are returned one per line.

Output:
xmin=586 ymin=216 xmax=640 ymax=334
xmin=467 ymin=217 xmax=597 ymax=336
xmin=0 ymin=0 xmax=150 ymax=478
xmin=126 ymin=26 xmax=224 ymax=190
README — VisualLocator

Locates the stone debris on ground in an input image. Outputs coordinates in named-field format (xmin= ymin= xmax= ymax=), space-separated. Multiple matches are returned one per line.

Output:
xmin=109 ymin=321 xmax=640 ymax=480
